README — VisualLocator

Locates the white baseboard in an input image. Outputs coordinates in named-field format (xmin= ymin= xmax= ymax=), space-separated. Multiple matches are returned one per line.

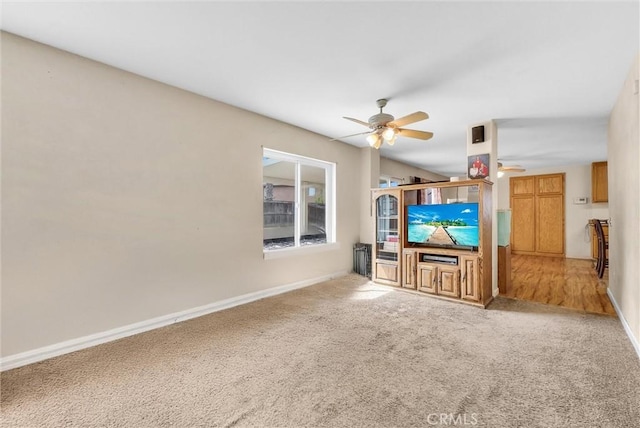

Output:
xmin=607 ymin=288 xmax=640 ymax=360
xmin=1 ymin=271 xmax=348 ymax=372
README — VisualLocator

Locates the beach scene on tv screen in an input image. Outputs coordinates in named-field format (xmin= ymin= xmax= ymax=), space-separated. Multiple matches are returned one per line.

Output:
xmin=407 ymin=203 xmax=479 ymax=247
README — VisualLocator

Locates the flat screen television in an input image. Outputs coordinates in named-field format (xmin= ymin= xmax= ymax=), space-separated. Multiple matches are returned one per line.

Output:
xmin=407 ymin=202 xmax=479 ymax=250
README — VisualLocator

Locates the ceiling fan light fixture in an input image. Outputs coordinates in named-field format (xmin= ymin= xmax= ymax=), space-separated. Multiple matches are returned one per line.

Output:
xmin=382 ymin=126 xmax=397 ymax=141
xmin=367 ymin=133 xmax=381 ymax=148
xmin=387 ymin=135 xmax=397 ymax=146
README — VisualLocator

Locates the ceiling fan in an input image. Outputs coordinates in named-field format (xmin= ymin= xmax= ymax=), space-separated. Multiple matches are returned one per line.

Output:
xmin=333 ymin=99 xmax=433 ymax=149
xmin=498 ymin=162 xmax=526 ymax=177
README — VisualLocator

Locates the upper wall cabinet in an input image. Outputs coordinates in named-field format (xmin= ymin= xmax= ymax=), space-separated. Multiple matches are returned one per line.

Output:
xmin=592 ymin=161 xmax=608 ymax=203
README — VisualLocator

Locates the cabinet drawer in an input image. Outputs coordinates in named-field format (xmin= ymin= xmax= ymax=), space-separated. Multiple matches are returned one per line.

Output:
xmin=375 ymin=262 xmax=398 ymax=282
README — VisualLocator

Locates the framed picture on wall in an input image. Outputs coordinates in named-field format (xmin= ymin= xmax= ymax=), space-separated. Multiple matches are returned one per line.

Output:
xmin=468 ymin=154 xmax=490 ymax=179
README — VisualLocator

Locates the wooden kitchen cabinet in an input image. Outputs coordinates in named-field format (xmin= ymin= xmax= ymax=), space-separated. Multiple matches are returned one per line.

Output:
xmin=510 ymin=173 xmax=565 ymax=257
xmin=592 ymin=161 xmax=608 ymax=203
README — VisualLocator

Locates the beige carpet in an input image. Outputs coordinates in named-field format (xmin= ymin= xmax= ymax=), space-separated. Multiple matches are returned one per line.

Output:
xmin=2 ymin=274 xmax=639 ymax=427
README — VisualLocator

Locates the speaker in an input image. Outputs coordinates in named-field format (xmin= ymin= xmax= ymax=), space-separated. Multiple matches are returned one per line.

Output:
xmin=472 ymin=126 xmax=485 ymax=144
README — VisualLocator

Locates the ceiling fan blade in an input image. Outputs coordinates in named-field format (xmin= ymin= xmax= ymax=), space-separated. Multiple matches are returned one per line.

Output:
xmin=397 ymin=128 xmax=434 ymax=140
xmin=329 ymin=130 xmax=373 ymax=141
xmin=343 ymin=116 xmax=371 ymax=127
xmin=388 ymin=111 xmax=428 ymax=128
xmin=498 ymin=163 xmax=525 ymax=172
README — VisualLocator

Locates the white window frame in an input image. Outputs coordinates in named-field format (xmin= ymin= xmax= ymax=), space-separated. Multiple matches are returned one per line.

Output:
xmin=263 ymin=148 xmax=337 ymax=258
xmin=379 ymin=176 xmax=404 ymax=188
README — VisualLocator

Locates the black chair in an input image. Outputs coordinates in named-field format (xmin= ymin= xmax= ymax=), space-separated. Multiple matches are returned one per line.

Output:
xmin=591 ymin=219 xmax=602 ymax=273
xmin=593 ymin=219 xmax=608 ymax=279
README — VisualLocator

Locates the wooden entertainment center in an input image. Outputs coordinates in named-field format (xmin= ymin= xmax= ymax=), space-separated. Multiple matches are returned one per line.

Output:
xmin=372 ymin=179 xmax=493 ymax=308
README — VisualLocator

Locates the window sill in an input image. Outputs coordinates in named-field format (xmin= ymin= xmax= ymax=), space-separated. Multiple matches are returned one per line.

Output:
xmin=263 ymin=242 xmax=341 ymax=260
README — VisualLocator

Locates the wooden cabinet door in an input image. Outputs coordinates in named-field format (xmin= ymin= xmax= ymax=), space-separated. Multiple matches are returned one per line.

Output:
xmin=534 ymin=174 xmax=564 ymax=256
xmin=374 ymin=262 xmax=398 ymax=283
xmin=402 ymin=250 xmax=417 ymax=289
xmin=592 ymin=161 xmax=608 ymax=203
xmin=417 ymin=264 xmax=437 ymax=294
xmin=511 ymin=176 xmax=535 ymax=196
xmin=372 ymin=189 xmax=402 ymax=286
xmin=461 ymin=256 xmax=480 ymax=302
xmin=437 ymin=265 xmax=460 ymax=298
xmin=511 ymin=195 xmax=536 ymax=252
xmin=537 ymin=174 xmax=563 ymax=195
xmin=536 ymin=194 xmax=564 ymax=255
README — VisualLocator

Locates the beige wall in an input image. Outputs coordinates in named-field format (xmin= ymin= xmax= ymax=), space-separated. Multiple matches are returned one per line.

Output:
xmin=608 ymin=54 xmax=640 ymax=348
xmin=497 ymin=164 xmax=610 ymax=259
xmin=359 ymin=147 xmax=380 ymax=245
xmin=379 ymin=157 xmax=448 ymax=184
xmin=1 ymin=32 xmax=364 ymax=357
xmin=358 ymin=154 xmax=447 ymax=245
xmin=467 ymin=121 xmax=499 ymax=296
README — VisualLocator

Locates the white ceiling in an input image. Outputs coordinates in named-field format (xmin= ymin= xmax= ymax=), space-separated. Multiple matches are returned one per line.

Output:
xmin=2 ymin=1 xmax=638 ymax=176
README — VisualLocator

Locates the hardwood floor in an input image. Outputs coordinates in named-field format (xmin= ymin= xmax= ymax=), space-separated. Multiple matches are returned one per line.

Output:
xmin=503 ymin=254 xmax=616 ymax=316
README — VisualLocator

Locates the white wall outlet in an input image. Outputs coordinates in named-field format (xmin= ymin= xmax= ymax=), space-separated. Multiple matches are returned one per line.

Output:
xmin=573 ymin=197 xmax=588 ymax=204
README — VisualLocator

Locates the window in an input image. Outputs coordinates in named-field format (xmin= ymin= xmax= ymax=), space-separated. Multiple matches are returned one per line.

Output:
xmin=263 ymin=148 xmax=335 ymax=252
xmin=379 ymin=176 xmax=403 ymax=188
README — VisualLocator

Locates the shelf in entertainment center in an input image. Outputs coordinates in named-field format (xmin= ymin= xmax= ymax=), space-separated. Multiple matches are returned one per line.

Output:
xmin=406 ymin=246 xmax=478 ymax=256
xmin=376 ymin=252 xmax=398 ymax=261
